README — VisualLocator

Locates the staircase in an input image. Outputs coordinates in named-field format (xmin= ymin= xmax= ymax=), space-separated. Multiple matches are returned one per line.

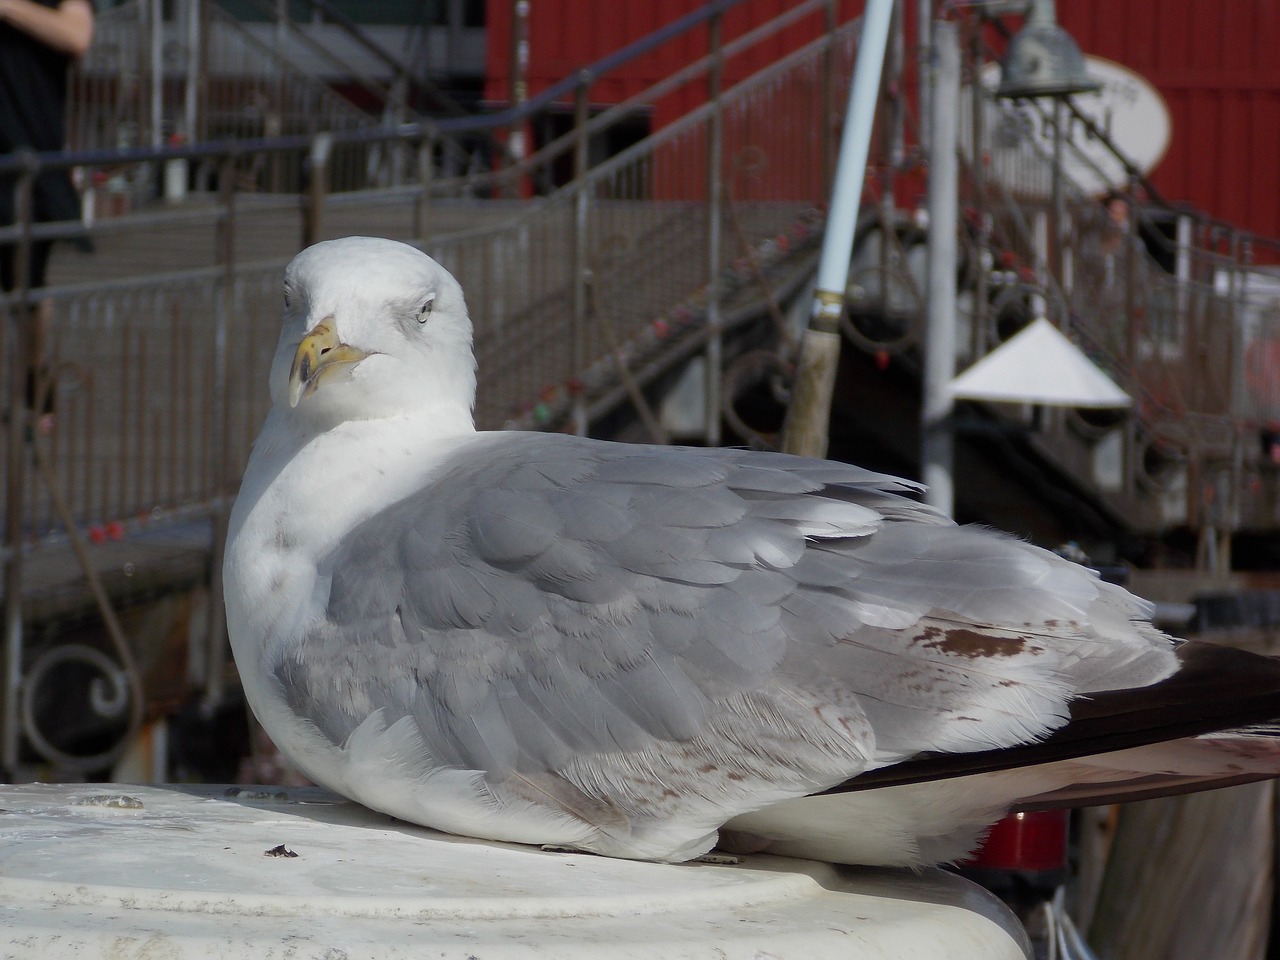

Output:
xmin=18 ymin=0 xmax=1280 ymax=556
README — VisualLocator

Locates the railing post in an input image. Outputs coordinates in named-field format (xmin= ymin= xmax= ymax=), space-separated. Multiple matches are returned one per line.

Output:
xmin=1049 ymin=97 xmax=1065 ymax=283
xmin=506 ymin=0 xmax=531 ymax=199
xmin=821 ymin=0 xmax=836 ymax=194
xmin=570 ymin=76 xmax=590 ymax=435
xmin=389 ymin=74 xmax=409 ymax=187
xmin=203 ymin=150 xmax=238 ymax=714
xmin=920 ymin=18 xmax=959 ymax=516
xmin=415 ymin=132 xmax=435 ymax=244
xmin=967 ymin=21 xmax=989 ymax=361
xmin=148 ymin=0 xmax=164 ymax=149
xmin=303 ymin=133 xmax=332 ymax=250
xmin=704 ymin=5 xmax=724 ymax=447
xmin=184 ymin=0 xmax=201 ymax=151
xmin=1230 ymin=234 xmax=1251 ymax=422
xmin=196 ymin=0 xmax=211 ymax=143
xmin=1 ymin=156 xmax=36 ymax=775
xmin=916 ymin=0 xmax=932 ymax=155
xmin=1122 ymin=185 xmax=1138 ymax=497
xmin=270 ymin=0 xmax=290 ymax=192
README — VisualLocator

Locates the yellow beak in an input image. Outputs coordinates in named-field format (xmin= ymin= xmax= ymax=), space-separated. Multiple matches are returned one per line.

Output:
xmin=288 ymin=319 xmax=371 ymax=408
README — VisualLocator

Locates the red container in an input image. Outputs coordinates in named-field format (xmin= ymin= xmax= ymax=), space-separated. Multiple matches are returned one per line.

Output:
xmin=966 ymin=810 xmax=1069 ymax=873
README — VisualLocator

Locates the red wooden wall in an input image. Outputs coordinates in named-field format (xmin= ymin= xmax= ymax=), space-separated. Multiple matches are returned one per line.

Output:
xmin=485 ymin=1 xmax=866 ymax=130
xmin=486 ymin=1 xmax=1280 ymax=239
xmin=1057 ymin=0 xmax=1280 ymax=240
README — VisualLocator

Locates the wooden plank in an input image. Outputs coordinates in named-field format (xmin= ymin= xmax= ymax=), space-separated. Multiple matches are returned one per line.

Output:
xmin=1088 ymin=783 xmax=1274 ymax=960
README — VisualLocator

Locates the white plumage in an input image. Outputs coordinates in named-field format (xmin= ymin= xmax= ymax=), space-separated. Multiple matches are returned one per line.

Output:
xmin=224 ymin=237 xmax=1280 ymax=867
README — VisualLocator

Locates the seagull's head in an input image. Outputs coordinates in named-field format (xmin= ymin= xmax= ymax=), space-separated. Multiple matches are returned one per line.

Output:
xmin=270 ymin=237 xmax=477 ymax=429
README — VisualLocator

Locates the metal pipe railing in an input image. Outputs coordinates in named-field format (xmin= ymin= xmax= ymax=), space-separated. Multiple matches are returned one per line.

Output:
xmin=0 ymin=1 xmax=860 ymax=777
xmin=7 ymin=0 xmax=1277 ymax=781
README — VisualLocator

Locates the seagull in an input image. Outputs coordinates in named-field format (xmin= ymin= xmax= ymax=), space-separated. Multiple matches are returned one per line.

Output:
xmin=224 ymin=236 xmax=1280 ymax=867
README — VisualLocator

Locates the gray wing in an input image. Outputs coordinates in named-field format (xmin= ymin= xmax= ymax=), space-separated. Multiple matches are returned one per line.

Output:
xmin=275 ymin=432 xmax=1174 ymax=809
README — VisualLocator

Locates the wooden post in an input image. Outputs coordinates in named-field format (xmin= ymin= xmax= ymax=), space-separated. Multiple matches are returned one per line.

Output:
xmin=1088 ymin=784 xmax=1274 ymax=960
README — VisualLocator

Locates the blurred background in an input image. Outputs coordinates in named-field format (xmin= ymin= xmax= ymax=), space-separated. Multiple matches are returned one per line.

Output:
xmin=3 ymin=2 xmax=1280 ymax=953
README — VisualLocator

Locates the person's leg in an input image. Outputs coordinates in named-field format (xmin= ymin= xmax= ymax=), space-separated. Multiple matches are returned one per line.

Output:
xmin=0 ymin=242 xmax=14 ymax=294
xmin=19 ymin=241 xmax=56 ymax=430
xmin=2 ymin=215 xmax=58 ymax=431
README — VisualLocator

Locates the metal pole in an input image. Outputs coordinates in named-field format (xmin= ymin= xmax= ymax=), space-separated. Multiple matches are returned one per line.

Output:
xmin=184 ymin=0 xmax=200 ymax=143
xmin=968 ymin=20 xmax=988 ymax=361
xmin=415 ymin=133 xmax=434 ymax=244
xmin=507 ymin=0 xmax=530 ymax=197
xmin=916 ymin=0 xmax=932 ymax=154
xmin=203 ymin=152 xmax=237 ymax=714
xmin=272 ymin=0 xmax=290 ymax=191
xmin=150 ymin=0 xmax=164 ymax=148
xmin=1122 ymin=188 xmax=1137 ymax=497
xmin=820 ymin=0 xmax=836 ymax=193
xmin=303 ymin=133 xmax=332 ymax=249
xmin=921 ymin=18 xmax=959 ymax=516
xmin=704 ymin=7 xmax=724 ymax=447
xmin=570 ymin=78 xmax=590 ymax=436
xmin=886 ymin=0 xmax=904 ymax=173
xmin=1051 ymin=97 xmax=1064 ymax=283
xmin=1 ymin=161 xmax=35 ymax=775
xmin=197 ymin=0 xmax=211 ymax=143
xmin=782 ymin=0 xmax=895 ymax=457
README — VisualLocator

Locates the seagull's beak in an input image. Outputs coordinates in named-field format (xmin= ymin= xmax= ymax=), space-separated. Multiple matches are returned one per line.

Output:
xmin=288 ymin=318 xmax=371 ymax=408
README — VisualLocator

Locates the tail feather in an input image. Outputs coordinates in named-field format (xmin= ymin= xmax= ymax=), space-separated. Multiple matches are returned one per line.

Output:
xmin=1013 ymin=728 xmax=1280 ymax=809
xmin=827 ymin=640 xmax=1280 ymax=796
xmin=731 ymin=725 xmax=1280 ymax=867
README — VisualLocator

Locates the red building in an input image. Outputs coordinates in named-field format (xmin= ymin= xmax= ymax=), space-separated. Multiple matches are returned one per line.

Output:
xmin=1058 ymin=0 xmax=1280 ymax=240
xmin=485 ymin=1 xmax=861 ymax=129
xmin=485 ymin=0 xmax=1280 ymax=240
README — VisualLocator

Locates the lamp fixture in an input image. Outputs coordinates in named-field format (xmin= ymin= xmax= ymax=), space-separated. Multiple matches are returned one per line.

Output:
xmin=996 ymin=0 xmax=1101 ymax=99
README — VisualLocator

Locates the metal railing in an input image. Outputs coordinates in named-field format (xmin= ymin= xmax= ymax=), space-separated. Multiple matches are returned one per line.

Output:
xmin=838 ymin=36 xmax=1280 ymax=543
xmin=957 ymin=85 xmax=1280 ymax=539
xmin=69 ymin=0 xmax=450 ymax=208
xmin=12 ymin=0 xmax=1278 ymax=776
xmin=69 ymin=0 xmax=474 ymax=150
xmin=1 ymin=0 xmax=856 ymax=773
xmin=7 ymin=3 xmax=854 ymax=533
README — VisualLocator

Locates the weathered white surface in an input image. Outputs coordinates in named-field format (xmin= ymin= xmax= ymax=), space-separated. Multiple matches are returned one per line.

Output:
xmin=0 ymin=782 xmax=1030 ymax=959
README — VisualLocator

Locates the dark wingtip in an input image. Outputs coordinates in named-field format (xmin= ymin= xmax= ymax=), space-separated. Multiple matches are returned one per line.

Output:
xmin=826 ymin=640 xmax=1280 ymax=795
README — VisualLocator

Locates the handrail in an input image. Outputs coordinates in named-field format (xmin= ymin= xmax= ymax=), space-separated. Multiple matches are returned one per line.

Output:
xmin=4 ymin=0 xmax=823 ymax=165
xmin=502 ymin=0 xmax=836 ymax=189
xmin=51 ymin=0 xmax=800 ymax=203
xmin=0 ymin=0 xmax=846 ymax=226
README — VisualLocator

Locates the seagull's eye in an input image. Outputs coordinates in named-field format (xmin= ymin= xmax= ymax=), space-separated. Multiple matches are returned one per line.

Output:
xmin=417 ymin=296 xmax=435 ymax=325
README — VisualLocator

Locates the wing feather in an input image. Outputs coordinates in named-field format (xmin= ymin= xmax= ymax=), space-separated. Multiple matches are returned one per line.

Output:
xmin=275 ymin=431 xmax=1179 ymax=836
